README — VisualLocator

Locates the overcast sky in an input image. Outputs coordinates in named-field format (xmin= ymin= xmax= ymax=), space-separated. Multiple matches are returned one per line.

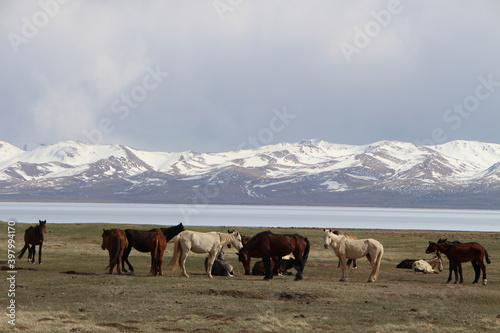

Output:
xmin=1 ymin=0 xmax=499 ymax=153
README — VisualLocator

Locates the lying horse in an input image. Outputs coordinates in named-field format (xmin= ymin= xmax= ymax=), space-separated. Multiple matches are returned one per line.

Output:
xmin=101 ymin=228 xmax=128 ymax=275
xmin=323 ymin=229 xmax=384 ymax=282
xmin=412 ymin=255 xmax=443 ymax=274
xmin=171 ymin=230 xmax=243 ymax=278
xmin=238 ymin=231 xmax=310 ymax=281
xmin=18 ymin=220 xmax=46 ymax=264
xmin=122 ymin=223 xmax=185 ymax=273
xmin=204 ymin=249 xmax=234 ymax=277
xmin=426 ymin=241 xmax=491 ymax=285
xmin=252 ymin=258 xmax=296 ymax=276
xmin=148 ymin=229 xmax=167 ymax=276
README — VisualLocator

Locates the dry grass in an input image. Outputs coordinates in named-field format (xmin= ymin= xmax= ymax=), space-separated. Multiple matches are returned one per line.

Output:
xmin=1 ymin=222 xmax=499 ymax=332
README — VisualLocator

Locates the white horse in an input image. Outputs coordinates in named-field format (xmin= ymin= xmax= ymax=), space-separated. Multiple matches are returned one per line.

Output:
xmin=323 ymin=229 xmax=384 ymax=282
xmin=412 ymin=255 xmax=443 ymax=274
xmin=171 ymin=230 xmax=243 ymax=278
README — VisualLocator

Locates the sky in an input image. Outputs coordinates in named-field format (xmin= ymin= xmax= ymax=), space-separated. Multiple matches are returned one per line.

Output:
xmin=1 ymin=0 xmax=500 ymax=153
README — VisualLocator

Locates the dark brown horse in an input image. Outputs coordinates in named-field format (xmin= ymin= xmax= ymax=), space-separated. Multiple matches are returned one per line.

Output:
xmin=238 ymin=231 xmax=310 ymax=281
xmin=122 ymin=223 xmax=184 ymax=273
xmin=425 ymin=241 xmax=491 ymax=285
xmin=17 ymin=220 xmax=46 ymax=264
xmin=101 ymin=228 xmax=129 ymax=275
xmin=148 ymin=229 xmax=167 ymax=276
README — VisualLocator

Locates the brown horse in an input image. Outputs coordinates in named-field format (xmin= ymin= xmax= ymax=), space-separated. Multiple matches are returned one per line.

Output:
xmin=122 ymin=223 xmax=184 ymax=273
xmin=101 ymin=228 xmax=128 ymax=275
xmin=148 ymin=229 xmax=167 ymax=276
xmin=238 ymin=231 xmax=310 ymax=281
xmin=17 ymin=220 xmax=46 ymax=264
xmin=425 ymin=241 xmax=491 ymax=285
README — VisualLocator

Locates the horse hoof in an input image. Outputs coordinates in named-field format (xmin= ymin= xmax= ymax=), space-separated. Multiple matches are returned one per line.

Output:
xmin=483 ymin=279 xmax=487 ymax=285
xmin=367 ymin=279 xmax=375 ymax=283
xmin=339 ymin=278 xmax=347 ymax=282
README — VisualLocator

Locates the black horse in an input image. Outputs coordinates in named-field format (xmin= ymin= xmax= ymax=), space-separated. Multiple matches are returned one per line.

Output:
xmin=18 ymin=220 xmax=46 ymax=264
xmin=122 ymin=223 xmax=184 ymax=273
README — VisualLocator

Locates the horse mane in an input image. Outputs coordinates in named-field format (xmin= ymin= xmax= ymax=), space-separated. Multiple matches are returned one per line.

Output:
xmin=239 ymin=231 xmax=272 ymax=253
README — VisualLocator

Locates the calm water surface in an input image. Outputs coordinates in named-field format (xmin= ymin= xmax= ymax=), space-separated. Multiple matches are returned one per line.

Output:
xmin=1 ymin=202 xmax=499 ymax=232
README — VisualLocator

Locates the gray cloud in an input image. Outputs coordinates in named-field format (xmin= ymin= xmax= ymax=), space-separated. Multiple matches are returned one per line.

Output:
xmin=1 ymin=0 xmax=499 ymax=152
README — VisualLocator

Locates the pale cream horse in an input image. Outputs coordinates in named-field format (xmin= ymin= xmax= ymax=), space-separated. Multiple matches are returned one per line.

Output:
xmin=171 ymin=230 xmax=243 ymax=278
xmin=323 ymin=229 xmax=384 ymax=282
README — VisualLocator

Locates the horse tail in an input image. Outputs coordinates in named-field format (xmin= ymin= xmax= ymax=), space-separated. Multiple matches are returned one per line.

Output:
xmin=302 ymin=237 xmax=311 ymax=264
xmin=108 ymin=242 xmax=121 ymax=269
xmin=170 ymin=238 xmax=181 ymax=270
xmin=373 ymin=243 xmax=384 ymax=278
xmin=485 ymin=250 xmax=491 ymax=264
xmin=17 ymin=245 xmax=29 ymax=259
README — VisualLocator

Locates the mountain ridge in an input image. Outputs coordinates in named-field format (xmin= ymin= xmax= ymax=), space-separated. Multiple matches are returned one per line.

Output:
xmin=0 ymin=139 xmax=499 ymax=209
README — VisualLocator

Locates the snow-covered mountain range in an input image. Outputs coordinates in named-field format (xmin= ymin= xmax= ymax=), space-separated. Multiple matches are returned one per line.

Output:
xmin=1 ymin=139 xmax=499 ymax=209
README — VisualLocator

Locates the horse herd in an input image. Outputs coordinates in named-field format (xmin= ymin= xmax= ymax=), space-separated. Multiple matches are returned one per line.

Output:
xmin=17 ymin=220 xmax=492 ymax=285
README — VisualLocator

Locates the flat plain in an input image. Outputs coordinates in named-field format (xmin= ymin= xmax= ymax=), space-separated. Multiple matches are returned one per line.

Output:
xmin=1 ymin=221 xmax=499 ymax=332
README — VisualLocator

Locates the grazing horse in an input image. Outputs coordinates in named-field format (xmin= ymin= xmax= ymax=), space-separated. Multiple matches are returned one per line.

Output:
xmin=17 ymin=220 xmax=46 ymax=264
xmin=425 ymin=241 xmax=491 ymax=285
xmin=171 ymin=230 xmax=243 ymax=278
xmin=101 ymin=229 xmax=128 ymax=275
xmin=323 ymin=229 xmax=384 ymax=282
xmin=412 ymin=255 xmax=443 ymax=274
xmin=238 ymin=231 xmax=310 ymax=281
xmin=122 ymin=223 xmax=185 ymax=273
xmin=148 ymin=229 xmax=167 ymax=276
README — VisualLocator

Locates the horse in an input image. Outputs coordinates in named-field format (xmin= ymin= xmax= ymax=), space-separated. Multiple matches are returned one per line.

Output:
xmin=251 ymin=258 xmax=296 ymax=276
xmin=332 ymin=230 xmax=358 ymax=269
xmin=204 ymin=249 xmax=234 ymax=277
xmin=412 ymin=254 xmax=443 ymax=274
xmin=101 ymin=228 xmax=129 ymax=275
xmin=170 ymin=230 xmax=243 ymax=278
xmin=17 ymin=220 xmax=46 ymax=264
xmin=425 ymin=241 xmax=491 ymax=285
xmin=237 ymin=231 xmax=310 ymax=281
xmin=323 ymin=229 xmax=384 ymax=282
xmin=148 ymin=229 xmax=167 ymax=276
xmin=122 ymin=223 xmax=185 ymax=273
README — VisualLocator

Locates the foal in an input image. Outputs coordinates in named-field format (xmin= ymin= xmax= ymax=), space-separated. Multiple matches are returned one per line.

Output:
xmin=18 ymin=220 xmax=46 ymax=264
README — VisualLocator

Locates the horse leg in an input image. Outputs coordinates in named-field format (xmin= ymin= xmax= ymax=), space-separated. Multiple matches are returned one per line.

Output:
xmin=263 ymin=257 xmax=273 ymax=280
xmin=293 ymin=258 xmax=304 ymax=281
xmin=471 ymin=260 xmax=480 ymax=284
xmin=38 ymin=243 xmax=43 ymax=264
xmin=122 ymin=245 xmax=133 ymax=273
xmin=446 ymin=262 xmax=453 ymax=283
xmin=180 ymin=250 xmax=189 ymax=278
xmin=339 ymin=256 xmax=348 ymax=281
xmin=457 ymin=263 xmax=463 ymax=284
xmin=352 ymin=259 xmax=357 ymax=269
xmin=31 ymin=245 xmax=36 ymax=264
xmin=206 ymin=252 xmax=217 ymax=278
xmin=272 ymin=257 xmax=281 ymax=276
xmin=477 ymin=259 xmax=487 ymax=285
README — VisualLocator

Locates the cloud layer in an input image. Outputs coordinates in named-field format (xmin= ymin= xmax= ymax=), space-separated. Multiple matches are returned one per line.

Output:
xmin=1 ymin=0 xmax=499 ymax=152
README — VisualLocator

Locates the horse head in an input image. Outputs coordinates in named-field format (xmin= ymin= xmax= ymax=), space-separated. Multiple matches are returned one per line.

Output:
xmin=425 ymin=241 xmax=438 ymax=254
xmin=101 ymin=229 xmax=109 ymax=250
xmin=323 ymin=229 xmax=333 ymax=249
xmin=228 ymin=231 xmax=243 ymax=251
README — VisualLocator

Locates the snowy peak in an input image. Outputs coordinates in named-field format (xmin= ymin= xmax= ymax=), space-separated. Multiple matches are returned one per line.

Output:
xmin=0 ymin=139 xmax=499 ymax=208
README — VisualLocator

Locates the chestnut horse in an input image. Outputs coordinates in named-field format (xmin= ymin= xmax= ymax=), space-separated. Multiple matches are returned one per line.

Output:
xmin=238 ymin=231 xmax=310 ymax=281
xmin=148 ymin=229 xmax=167 ymax=276
xmin=122 ymin=223 xmax=185 ymax=273
xmin=101 ymin=228 xmax=128 ymax=275
xmin=425 ymin=241 xmax=491 ymax=285
xmin=17 ymin=220 xmax=46 ymax=264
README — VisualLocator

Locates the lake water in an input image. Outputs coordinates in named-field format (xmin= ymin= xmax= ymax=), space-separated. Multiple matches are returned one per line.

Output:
xmin=1 ymin=202 xmax=499 ymax=232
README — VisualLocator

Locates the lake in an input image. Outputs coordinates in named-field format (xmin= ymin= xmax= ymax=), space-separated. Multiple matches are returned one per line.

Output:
xmin=1 ymin=202 xmax=499 ymax=232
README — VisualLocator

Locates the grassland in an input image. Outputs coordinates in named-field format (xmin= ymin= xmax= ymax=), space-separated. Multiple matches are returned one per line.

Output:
xmin=1 ymin=221 xmax=499 ymax=332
